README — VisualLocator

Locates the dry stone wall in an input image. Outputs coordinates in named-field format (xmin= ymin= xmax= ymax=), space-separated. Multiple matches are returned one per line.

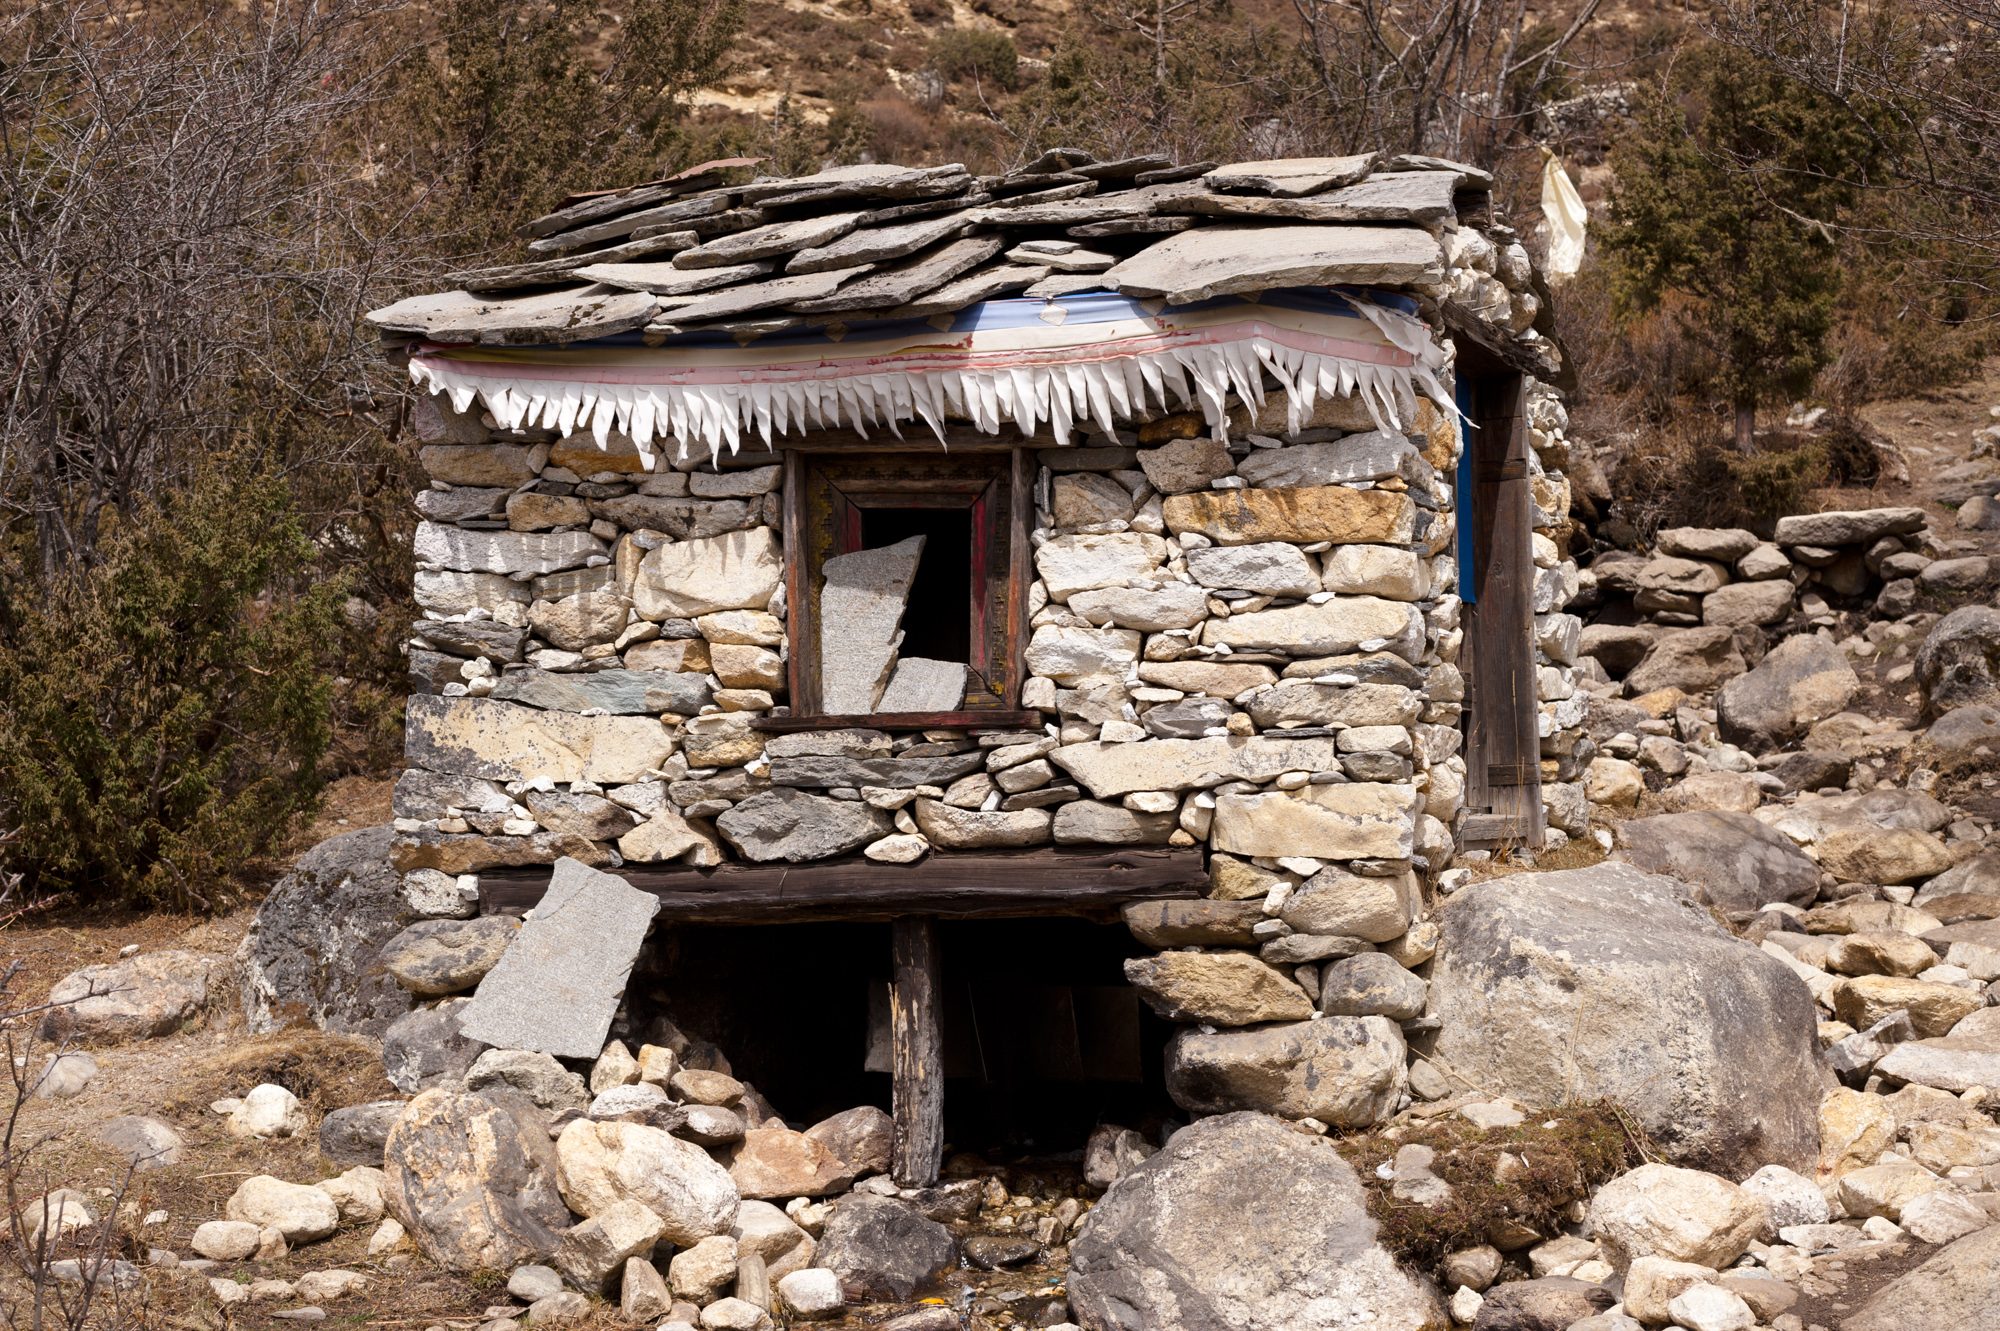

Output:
xmin=395 ymin=264 xmax=1582 ymax=1131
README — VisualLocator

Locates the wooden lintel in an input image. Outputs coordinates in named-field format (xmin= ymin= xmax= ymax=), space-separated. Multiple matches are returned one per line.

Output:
xmin=477 ymin=846 xmax=1207 ymax=923
xmin=752 ymin=709 xmax=1042 ymax=733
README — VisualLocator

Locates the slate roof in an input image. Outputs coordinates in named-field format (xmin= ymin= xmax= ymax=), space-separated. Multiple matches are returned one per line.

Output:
xmin=366 ymin=150 xmax=1535 ymax=353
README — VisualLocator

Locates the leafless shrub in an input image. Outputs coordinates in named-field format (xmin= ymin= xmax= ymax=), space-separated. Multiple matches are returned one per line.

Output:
xmin=0 ymin=0 xmax=420 ymax=584
xmin=1288 ymin=0 xmax=1605 ymax=163
xmin=0 ymin=962 xmax=141 ymax=1331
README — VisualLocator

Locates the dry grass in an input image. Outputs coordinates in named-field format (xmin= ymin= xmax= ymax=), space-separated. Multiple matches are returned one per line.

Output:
xmin=1332 ymin=1103 xmax=1649 ymax=1271
xmin=1466 ymin=831 xmax=1611 ymax=882
xmin=163 ymin=1032 xmax=397 ymax=1119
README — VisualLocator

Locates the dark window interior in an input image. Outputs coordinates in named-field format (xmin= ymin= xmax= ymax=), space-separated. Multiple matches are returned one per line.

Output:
xmin=633 ymin=918 xmax=1179 ymax=1156
xmin=859 ymin=507 xmax=973 ymax=665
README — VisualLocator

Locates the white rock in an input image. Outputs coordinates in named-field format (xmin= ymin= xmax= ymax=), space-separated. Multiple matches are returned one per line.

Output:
xmin=632 ymin=529 xmax=782 ymax=620
xmin=1024 ymin=624 xmax=1142 ymax=681
xmin=295 ymin=1269 xmax=369 ymax=1302
xmin=192 ymin=1220 xmax=263 ymax=1262
xmin=224 ymin=1176 xmax=339 ymax=1244
xmin=1895 ymin=1189 xmax=1989 ymax=1244
xmin=776 ymin=1266 xmax=843 ymax=1317
xmin=1585 ymin=1164 xmax=1767 ymax=1270
xmin=226 ymin=1084 xmax=308 ymax=1140
xmin=1738 ymin=1164 xmax=1827 ymax=1229
xmin=317 ymin=1167 xmax=387 ymax=1225
xmin=1320 ymin=545 xmax=1428 ymax=600
xmin=1665 ymin=1281 xmax=1755 ymax=1331
xmin=1035 ymin=533 xmax=1170 ymax=600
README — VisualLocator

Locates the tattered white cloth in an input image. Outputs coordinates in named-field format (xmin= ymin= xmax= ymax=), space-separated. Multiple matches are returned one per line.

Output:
xmin=406 ymin=287 xmax=1453 ymax=466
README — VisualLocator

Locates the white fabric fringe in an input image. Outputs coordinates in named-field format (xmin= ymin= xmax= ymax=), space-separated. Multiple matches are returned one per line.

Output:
xmin=409 ymin=319 xmax=1455 ymax=469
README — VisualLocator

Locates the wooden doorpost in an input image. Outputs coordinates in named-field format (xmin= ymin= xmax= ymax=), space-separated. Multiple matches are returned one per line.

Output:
xmin=1459 ymin=368 xmax=1546 ymax=847
xmin=889 ymin=916 xmax=943 ymax=1187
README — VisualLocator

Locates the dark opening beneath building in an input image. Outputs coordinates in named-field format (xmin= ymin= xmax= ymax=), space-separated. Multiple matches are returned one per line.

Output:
xmin=631 ymin=917 xmax=1179 ymax=1157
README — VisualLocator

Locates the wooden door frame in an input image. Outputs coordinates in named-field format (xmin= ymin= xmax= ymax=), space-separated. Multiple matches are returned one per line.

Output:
xmin=1455 ymin=353 xmax=1546 ymax=849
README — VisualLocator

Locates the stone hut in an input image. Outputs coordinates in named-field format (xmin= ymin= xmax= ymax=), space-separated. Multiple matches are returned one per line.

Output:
xmin=366 ymin=152 xmax=1580 ymax=1182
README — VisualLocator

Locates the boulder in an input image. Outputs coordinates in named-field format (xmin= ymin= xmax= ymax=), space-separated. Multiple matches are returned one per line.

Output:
xmin=94 ymin=1115 xmax=186 ymax=1171
xmin=1427 ymin=865 xmax=1821 ymax=1175
xmin=320 ymin=1166 xmax=389 ymax=1225
xmin=1612 ymin=812 xmax=1821 ymax=912
xmin=1842 ymin=1222 xmax=2000 ymax=1331
xmin=909 ymin=799 xmax=1052 ymax=849
xmin=1624 ymin=627 xmax=1746 ymax=697
xmin=716 ymin=789 xmax=892 ymax=863
xmin=319 ymin=1101 xmax=406 ymax=1169
xmin=1815 ymin=825 xmax=1953 ymax=885
xmin=1470 ymin=1276 xmax=1615 ymax=1329
xmin=382 ymin=1089 xmax=570 ymax=1272
xmin=1621 ymin=1257 xmax=1723 ymax=1325
xmin=1773 ymin=507 xmax=1926 ymax=547
xmin=1876 ymin=1030 xmax=2000 ymax=1095
xmin=1183 ymin=542 xmax=1319 ymax=598
xmin=1917 ymin=606 xmax=2000 ymax=718
xmin=1837 ymin=1158 xmax=1946 ymax=1221
xmin=1658 ymin=528 xmax=1760 ymax=562
xmin=1068 ymin=1112 xmax=1440 ymax=1331
xmin=43 ymin=949 xmax=224 ymax=1043
xmin=1832 ymin=976 xmax=1984 ymax=1038
xmin=667 ymin=1233 xmax=738 ymax=1302
xmin=379 ymin=917 xmax=518 ymax=996
xmin=192 ymin=1219 xmax=263 ymax=1261
xmin=30 ymin=1051 xmax=94 ymax=1100
xmin=226 ymin=1083 xmax=308 ymax=1139
xmin=1123 ymin=951 xmax=1314 ymax=1026
xmin=777 ymin=1267 xmax=844 ymax=1318
xmin=814 ymin=1195 xmax=957 ymax=1300
xmin=554 ymin=1119 xmax=740 ymax=1246
xmin=1165 ymin=1018 xmax=1407 ymax=1128
xmin=1084 ymin=1125 xmax=1157 ymax=1190
xmin=1715 ymin=634 xmax=1857 ymax=748
xmin=1278 ymin=865 xmax=1416 ymax=941
xmin=631 ymin=528 xmax=781 ymax=620
xmin=729 ymin=1127 xmax=855 ymax=1199
xmin=1579 ymin=624 xmax=1656 ymax=677
xmin=1585 ymin=1164 xmax=1768 ymax=1270
xmin=238 ymin=826 xmax=418 ymax=1037
xmin=225 ymin=1176 xmax=340 ymax=1244
xmin=730 ymin=1200 xmax=815 ymax=1274
xmin=465 ymin=1049 xmax=590 ymax=1112
xmin=381 ymin=999 xmax=488 ymax=1093
xmin=1316 ymin=952 xmax=1427 ymax=1020
xmin=803 ymin=1106 xmax=893 ymax=1178
xmin=555 ymin=1199 xmax=667 ymax=1293
xmin=1161 ymin=486 xmax=1416 ymax=546
xmin=1927 ymin=704 xmax=2000 ymax=758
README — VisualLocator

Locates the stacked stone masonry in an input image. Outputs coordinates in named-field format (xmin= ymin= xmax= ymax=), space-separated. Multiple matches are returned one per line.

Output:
xmin=392 ymin=192 xmax=1580 ymax=1133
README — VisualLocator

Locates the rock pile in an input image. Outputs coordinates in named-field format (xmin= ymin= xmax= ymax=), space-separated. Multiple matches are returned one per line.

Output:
xmin=1581 ymin=506 xmax=1947 ymax=638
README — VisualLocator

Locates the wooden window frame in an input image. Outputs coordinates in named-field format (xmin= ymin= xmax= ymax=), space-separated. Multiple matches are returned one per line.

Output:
xmin=759 ymin=446 xmax=1037 ymax=733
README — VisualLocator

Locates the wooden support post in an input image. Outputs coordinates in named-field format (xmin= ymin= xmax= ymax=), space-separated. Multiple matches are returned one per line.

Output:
xmin=889 ymin=916 xmax=944 ymax=1188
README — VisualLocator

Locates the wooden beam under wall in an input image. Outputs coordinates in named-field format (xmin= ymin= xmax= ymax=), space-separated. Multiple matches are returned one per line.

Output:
xmin=477 ymin=846 xmax=1208 ymax=922
xmin=890 ymin=916 xmax=944 ymax=1188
